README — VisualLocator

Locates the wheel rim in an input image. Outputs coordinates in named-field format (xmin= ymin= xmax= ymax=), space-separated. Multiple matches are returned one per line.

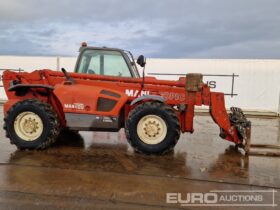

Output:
xmin=137 ymin=114 xmax=167 ymax=145
xmin=14 ymin=111 xmax=43 ymax=141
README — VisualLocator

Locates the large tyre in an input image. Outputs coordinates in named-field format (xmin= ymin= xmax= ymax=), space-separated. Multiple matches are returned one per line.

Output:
xmin=3 ymin=99 xmax=60 ymax=149
xmin=125 ymin=101 xmax=180 ymax=154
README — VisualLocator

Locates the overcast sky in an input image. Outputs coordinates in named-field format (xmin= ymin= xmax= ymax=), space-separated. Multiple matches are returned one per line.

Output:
xmin=0 ymin=0 xmax=279 ymax=58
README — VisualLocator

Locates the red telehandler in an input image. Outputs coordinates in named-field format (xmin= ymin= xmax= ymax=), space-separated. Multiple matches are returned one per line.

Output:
xmin=2 ymin=43 xmax=251 ymax=154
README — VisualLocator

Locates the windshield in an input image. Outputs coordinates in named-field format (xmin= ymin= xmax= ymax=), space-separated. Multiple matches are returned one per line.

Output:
xmin=76 ymin=49 xmax=132 ymax=77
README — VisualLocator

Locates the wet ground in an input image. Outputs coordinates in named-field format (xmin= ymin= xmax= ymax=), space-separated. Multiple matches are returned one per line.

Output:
xmin=0 ymin=107 xmax=279 ymax=209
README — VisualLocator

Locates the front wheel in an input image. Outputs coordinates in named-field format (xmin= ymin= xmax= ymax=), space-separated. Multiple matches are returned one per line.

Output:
xmin=4 ymin=99 xmax=60 ymax=149
xmin=125 ymin=101 xmax=180 ymax=154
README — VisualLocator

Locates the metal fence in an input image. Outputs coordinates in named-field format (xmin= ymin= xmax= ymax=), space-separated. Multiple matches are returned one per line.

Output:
xmin=148 ymin=73 xmax=239 ymax=97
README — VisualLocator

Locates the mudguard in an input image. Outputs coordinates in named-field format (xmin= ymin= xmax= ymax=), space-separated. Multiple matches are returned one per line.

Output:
xmin=130 ymin=94 xmax=165 ymax=105
xmin=8 ymin=84 xmax=54 ymax=92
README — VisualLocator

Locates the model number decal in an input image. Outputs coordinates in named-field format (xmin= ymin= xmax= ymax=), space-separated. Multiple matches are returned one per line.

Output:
xmin=159 ymin=92 xmax=185 ymax=101
xmin=64 ymin=103 xmax=85 ymax=110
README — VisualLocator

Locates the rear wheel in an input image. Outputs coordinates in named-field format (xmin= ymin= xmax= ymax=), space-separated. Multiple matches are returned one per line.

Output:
xmin=4 ymin=99 xmax=60 ymax=149
xmin=125 ymin=101 xmax=180 ymax=154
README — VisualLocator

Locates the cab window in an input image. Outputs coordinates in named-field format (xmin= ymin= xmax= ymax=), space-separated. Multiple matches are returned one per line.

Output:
xmin=77 ymin=50 xmax=132 ymax=77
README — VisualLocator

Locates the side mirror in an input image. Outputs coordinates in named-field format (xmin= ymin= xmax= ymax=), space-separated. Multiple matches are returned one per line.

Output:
xmin=137 ymin=55 xmax=146 ymax=67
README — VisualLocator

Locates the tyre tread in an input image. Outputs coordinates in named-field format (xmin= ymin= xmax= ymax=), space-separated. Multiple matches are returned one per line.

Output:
xmin=125 ymin=101 xmax=180 ymax=155
xmin=3 ymin=99 xmax=60 ymax=149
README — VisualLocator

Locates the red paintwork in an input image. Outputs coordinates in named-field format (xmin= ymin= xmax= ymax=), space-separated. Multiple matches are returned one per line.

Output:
xmin=2 ymin=69 xmax=241 ymax=144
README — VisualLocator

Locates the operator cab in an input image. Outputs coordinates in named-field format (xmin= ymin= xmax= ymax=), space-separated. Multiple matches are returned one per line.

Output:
xmin=75 ymin=43 xmax=141 ymax=78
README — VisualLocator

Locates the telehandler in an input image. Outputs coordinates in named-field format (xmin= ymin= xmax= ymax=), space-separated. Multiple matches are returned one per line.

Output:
xmin=2 ymin=43 xmax=251 ymax=154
